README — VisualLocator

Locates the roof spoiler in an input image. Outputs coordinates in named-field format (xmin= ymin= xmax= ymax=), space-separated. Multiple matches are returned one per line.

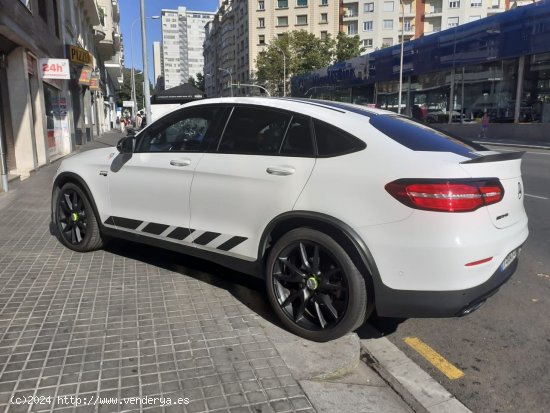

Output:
xmin=460 ymin=151 xmax=525 ymax=164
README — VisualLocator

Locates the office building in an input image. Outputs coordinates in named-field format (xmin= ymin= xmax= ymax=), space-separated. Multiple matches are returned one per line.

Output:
xmin=204 ymin=0 xmax=340 ymax=97
xmin=160 ymin=7 xmax=214 ymax=89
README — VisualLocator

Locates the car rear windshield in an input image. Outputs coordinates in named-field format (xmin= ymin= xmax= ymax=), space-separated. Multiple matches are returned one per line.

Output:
xmin=369 ymin=115 xmax=484 ymax=158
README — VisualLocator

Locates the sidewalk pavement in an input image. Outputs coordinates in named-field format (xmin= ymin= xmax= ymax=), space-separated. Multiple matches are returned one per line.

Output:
xmin=0 ymin=131 xmax=413 ymax=412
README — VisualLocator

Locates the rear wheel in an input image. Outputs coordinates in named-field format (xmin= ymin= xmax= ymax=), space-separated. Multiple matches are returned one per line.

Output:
xmin=54 ymin=183 xmax=104 ymax=252
xmin=266 ymin=228 xmax=368 ymax=342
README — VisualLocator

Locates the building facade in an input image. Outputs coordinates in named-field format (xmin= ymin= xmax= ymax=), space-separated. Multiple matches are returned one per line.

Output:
xmin=292 ymin=1 xmax=550 ymax=127
xmin=0 ymin=0 xmax=122 ymax=192
xmin=160 ymin=7 xmax=214 ymax=90
xmin=340 ymin=0 xmax=515 ymax=52
xmin=204 ymin=0 xmax=340 ymax=98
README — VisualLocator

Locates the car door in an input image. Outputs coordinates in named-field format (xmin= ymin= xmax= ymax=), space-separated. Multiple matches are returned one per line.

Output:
xmin=189 ymin=106 xmax=316 ymax=260
xmin=106 ymin=105 xmax=226 ymax=244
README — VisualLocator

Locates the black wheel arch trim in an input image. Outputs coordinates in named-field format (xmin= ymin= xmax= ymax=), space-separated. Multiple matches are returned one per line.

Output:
xmin=258 ymin=211 xmax=383 ymax=293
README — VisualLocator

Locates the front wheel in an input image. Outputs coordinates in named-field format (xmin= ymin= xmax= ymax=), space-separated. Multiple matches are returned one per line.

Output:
xmin=53 ymin=183 xmax=104 ymax=252
xmin=266 ymin=228 xmax=368 ymax=342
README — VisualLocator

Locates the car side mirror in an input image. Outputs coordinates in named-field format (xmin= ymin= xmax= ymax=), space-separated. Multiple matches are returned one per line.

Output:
xmin=116 ymin=137 xmax=135 ymax=154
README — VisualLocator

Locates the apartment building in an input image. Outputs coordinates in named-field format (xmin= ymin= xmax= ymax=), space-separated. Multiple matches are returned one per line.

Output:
xmin=160 ymin=7 xmax=214 ymax=90
xmin=0 ymin=0 xmax=122 ymax=191
xmin=204 ymin=0 xmax=340 ymax=97
xmin=341 ymin=0 xmax=513 ymax=52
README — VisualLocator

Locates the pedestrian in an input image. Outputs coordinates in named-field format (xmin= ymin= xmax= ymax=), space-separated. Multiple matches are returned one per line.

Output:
xmin=480 ymin=111 xmax=489 ymax=138
xmin=135 ymin=111 xmax=143 ymax=130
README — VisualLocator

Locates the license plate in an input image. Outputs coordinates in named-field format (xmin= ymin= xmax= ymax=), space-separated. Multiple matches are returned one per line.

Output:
xmin=500 ymin=249 xmax=518 ymax=271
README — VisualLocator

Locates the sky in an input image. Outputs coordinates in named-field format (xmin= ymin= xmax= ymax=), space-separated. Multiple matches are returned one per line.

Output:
xmin=118 ymin=0 xmax=219 ymax=83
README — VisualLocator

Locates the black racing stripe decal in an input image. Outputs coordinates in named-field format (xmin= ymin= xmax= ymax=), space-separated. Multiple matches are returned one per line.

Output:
xmin=217 ymin=236 xmax=247 ymax=251
xmin=104 ymin=216 xmax=142 ymax=230
xmin=167 ymin=227 xmax=194 ymax=240
xmin=142 ymin=222 xmax=169 ymax=235
xmin=193 ymin=232 xmax=221 ymax=245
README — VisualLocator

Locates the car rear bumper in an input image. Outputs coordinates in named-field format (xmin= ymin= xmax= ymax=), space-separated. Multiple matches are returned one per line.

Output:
xmin=374 ymin=251 xmax=520 ymax=318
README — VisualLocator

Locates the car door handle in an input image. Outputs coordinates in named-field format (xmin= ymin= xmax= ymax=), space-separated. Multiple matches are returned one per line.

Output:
xmin=266 ymin=166 xmax=295 ymax=176
xmin=170 ymin=159 xmax=191 ymax=167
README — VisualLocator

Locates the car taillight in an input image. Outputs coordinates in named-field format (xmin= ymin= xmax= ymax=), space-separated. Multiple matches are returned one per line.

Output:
xmin=385 ymin=179 xmax=504 ymax=212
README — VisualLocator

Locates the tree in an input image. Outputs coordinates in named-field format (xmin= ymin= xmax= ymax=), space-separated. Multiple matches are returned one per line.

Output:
xmin=335 ymin=32 xmax=365 ymax=62
xmin=188 ymin=75 xmax=197 ymax=87
xmin=195 ymin=73 xmax=205 ymax=91
xmin=256 ymin=31 xmax=335 ymax=96
xmin=116 ymin=67 xmax=152 ymax=109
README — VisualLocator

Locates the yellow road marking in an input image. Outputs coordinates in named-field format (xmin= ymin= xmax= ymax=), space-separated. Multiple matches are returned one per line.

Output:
xmin=404 ymin=337 xmax=465 ymax=380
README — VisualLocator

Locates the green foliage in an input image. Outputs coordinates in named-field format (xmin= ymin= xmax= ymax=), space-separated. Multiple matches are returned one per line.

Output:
xmin=188 ymin=73 xmax=206 ymax=91
xmin=335 ymin=32 xmax=365 ymax=62
xmin=116 ymin=68 xmax=152 ymax=109
xmin=256 ymin=31 xmax=364 ymax=96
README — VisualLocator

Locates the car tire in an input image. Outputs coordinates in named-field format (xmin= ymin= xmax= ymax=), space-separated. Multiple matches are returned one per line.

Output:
xmin=266 ymin=228 xmax=368 ymax=342
xmin=53 ymin=182 xmax=104 ymax=252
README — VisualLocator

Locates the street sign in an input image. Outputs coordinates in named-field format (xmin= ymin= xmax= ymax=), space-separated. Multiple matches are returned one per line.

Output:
xmin=123 ymin=101 xmax=135 ymax=107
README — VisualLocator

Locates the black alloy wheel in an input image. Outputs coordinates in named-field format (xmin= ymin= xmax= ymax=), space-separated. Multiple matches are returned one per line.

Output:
xmin=57 ymin=188 xmax=88 ymax=245
xmin=54 ymin=182 xmax=104 ymax=252
xmin=266 ymin=228 xmax=368 ymax=342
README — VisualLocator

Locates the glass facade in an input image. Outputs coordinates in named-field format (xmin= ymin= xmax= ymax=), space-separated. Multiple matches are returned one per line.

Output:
xmin=291 ymin=1 xmax=550 ymax=124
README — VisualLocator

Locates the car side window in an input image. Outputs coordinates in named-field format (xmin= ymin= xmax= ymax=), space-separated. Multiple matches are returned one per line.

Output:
xmin=280 ymin=115 xmax=314 ymax=157
xmin=218 ymin=107 xmax=291 ymax=155
xmin=137 ymin=107 xmax=221 ymax=153
xmin=313 ymin=119 xmax=366 ymax=157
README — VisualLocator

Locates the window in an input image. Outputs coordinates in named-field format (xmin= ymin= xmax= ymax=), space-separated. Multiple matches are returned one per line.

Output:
xmin=314 ymin=120 xmax=366 ymax=157
xmin=297 ymin=0 xmax=308 ymax=6
xmin=469 ymin=15 xmax=481 ymax=22
xmin=382 ymin=38 xmax=393 ymax=47
xmin=280 ymin=116 xmax=314 ymax=157
xmin=258 ymin=17 xmax=265 ymax=27
xmin=404 ymin=20 xmax=412 ymax=31
xmin=138 ymin=107 xmax=223 ymax=153
xmin=491 ymin=0 xmax=500 ymax=7
xmin=277 ymin=16 xmax=288 ymax=26
xmin=449 ymin=0 xmax=460 ymax=8
xmin=259 ymin=34 xmax=265 ymax=44
xmin=383 ymin=20 xmax=393 ymax=30
xmin=320 ymin=13 xmax=328 ymax=23
xmin=218 ymin=107 xmax=291 ymax=155
xmin=364 ymin=3 xmax=374 ymax=12
xmin=320 ymin=0 xmax=328 ymax=5
xmin=296 ymin=15 xmax=308 ymax=25
xmin=448 ymin=17 xmax=459 ymax=27
xmin=348 ymin=23 xmax=358 ymax=35
xmin=362 ymin=39 xmax=373 ymax=48
xmin=383 ymin=1 xmax=394 ymax=12
xmin=320 ymin=30 xmax=328 ymax=39
xmin=277 ymin=0 xmax=288 ymax=8
xmin=471 ymin=0 xmax=481 ymax=6
xmin=363 ymin=21 xmax=373 ymax=31
xmin=258 ymin=0 xmax=265 ymax=10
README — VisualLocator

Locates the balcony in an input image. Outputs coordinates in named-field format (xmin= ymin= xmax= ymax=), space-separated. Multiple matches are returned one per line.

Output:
xmin=113 ymin=28 xmax=121 ymax=51
xmin=94 ymin=28 xmax=106 ymax=42
xmin=105 ymin=52 xmax=123 ymax=87
xmin=83 ymin=0 xmax=101 ymax=26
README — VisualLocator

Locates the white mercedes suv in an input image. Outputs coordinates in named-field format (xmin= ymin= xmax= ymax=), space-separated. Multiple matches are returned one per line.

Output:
xmin=51 ymin=97 xmax=528 ymax=342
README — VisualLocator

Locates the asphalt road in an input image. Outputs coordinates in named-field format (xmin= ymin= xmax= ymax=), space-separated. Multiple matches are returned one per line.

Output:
xmin=368 ymin=147 xmax=550 ymax=413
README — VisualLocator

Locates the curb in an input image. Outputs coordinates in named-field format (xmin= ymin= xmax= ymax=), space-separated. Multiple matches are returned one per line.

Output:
xmin=474 ymin=140 xmax=550 ymax=150
xmin=257 ymin=318 xmax=360 ymax=381
xmin=360 ymin=337 xmax=472 ymax=413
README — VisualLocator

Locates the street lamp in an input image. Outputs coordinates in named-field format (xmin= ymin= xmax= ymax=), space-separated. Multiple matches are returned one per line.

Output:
xmin=270 ymin=43 xmax=286 ymax=97
xmin=398 ymin=0 xmax=404 ymax=114
xmin=218 ymin=67 xmax=233 ymax=97
xmin=131 ymin=15 xmax=159 ymax=117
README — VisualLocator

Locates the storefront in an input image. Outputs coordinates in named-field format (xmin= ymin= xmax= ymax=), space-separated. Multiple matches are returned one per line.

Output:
xmin=292 ymin=1 xmax=550 ymax=125
xmin=67 ymin=44 xmax=94 ymax=145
